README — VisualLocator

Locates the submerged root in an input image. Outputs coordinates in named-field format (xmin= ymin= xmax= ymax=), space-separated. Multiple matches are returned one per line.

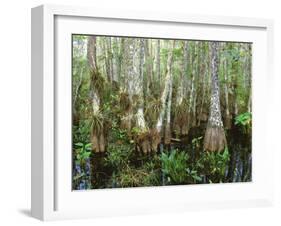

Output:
xmin=204 ymin=126 xmax=226 ymax=152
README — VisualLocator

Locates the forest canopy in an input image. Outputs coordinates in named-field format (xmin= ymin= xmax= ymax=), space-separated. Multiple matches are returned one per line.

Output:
xmin=72 ymin=35 xmax=252 ymax=190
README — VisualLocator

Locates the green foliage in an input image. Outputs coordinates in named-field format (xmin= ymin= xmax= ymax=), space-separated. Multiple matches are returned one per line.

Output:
xmin=235 ymin=112 xmax=252 ymax=126
xmin=72 ymin=119 xmax=92 ymax=144
xmin=72 ymin=35 xmax=252 ymax=189
xmin=191 ymin=136 xmax=203 ymax=149
xmin=131 ymin=126 xmax=142 ymax=136
xmin=185 ymin=168 xmax=202 ymax=183
xmin=106 ymin=151 xmax=161 ymax=187
xmin=199 ymin=148 xmax=230 ymax=182
xmin=161 ymin=149 xmax=189 ymax=184
xmin=73 ymin=142 xmax=92 ymax=190
xmin=105 ymin=144 xmax=133 ymax=170
xmin=74 ymin=142 xmax=92 ymax=165
xmin=142 ymin=159 xmax=161 ymax=186
xmin=172 ymin=47 xmax=183 ymax=59
xmin=113 ymin=165 xmax=159 ymax=188
xmin=161 ymin=149 xmax=202 ymax=184
xmin=235 ymin=112 xmax=252 ymax=134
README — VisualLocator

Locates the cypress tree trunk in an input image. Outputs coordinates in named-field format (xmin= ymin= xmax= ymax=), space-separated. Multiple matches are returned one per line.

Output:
xmin=87 ymin=36 xmax=105 ymax=153
xmin=182 ymin=41 xmax=190 ymax=135
xmin=120 ymin=38 xmax=134 ymax=131
xmin=156 ymin=40 xmax=161 ymax=82
xmin=174 ymin=41 xmax=189 ymax=135
xmin=156 ymin=41 xmax=175 ymax=134
xmin=135 ymin=39 xmax=147 ymax=131
xmin=198 ymin=42 xmax=208 ymax=125
xmin=223 ymin=45 xmax=231 ymax=129
xmin=203 ymin=42 xmax=227 ymax=152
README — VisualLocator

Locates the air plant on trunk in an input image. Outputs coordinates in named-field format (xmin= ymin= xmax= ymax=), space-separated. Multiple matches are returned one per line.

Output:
xmin=87 ymin=36 xmax=106 ymax=153
xmin=119 ymin=91 xmax=133 ymax=131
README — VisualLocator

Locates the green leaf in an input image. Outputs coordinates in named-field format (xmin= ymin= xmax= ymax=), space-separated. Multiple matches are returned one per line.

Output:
xmin=75 ymin=142 xmax=84 ymax=147
xmin=192 ymin=175 xmax=202 ymax=182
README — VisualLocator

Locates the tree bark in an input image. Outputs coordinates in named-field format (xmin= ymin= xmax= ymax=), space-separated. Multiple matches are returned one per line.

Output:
xmin=203 ymin=42 xmax=227 ymax=152
xmin=87 ymin=36 xmax=105 ymax=153
xmin=223 ymin=45 xmax=231 ymax=129
xmin=198 ymin=42 xmax=208 ymax=125
xmin=156 ymin=41 xmax=175 ymax=134
xmin=156 ymin=40 xmax=161 ymax=82
xmin=174 ymin=41 xmax=189 ymax=135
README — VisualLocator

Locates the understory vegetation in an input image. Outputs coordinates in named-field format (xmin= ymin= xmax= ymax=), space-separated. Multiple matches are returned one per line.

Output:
xmin=72 ymin=35 xmax=252 ymax=190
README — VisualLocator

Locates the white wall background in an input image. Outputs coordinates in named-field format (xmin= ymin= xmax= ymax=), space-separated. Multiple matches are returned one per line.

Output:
xmin=0 ymin=0 xmax=280 ymax=225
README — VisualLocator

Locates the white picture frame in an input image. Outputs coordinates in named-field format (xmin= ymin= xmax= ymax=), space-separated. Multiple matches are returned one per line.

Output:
xmin=31 ymin=4 xmax=274 ymax=221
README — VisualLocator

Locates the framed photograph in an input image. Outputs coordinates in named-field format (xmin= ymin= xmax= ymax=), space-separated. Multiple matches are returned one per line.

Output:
xmin=31 ymin=4 xmax=274 ymax=221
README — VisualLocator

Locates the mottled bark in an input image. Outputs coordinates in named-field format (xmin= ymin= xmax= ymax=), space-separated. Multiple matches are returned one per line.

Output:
xmin=204 ymin=42 xmax=226 ymax=152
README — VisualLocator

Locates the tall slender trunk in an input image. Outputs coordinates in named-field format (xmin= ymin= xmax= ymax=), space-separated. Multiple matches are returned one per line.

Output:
xmin=174 ymin=41 xmax=189 ymax=135
xmin=203 ymin=42 xmax=226 ymax=152
xmin=182 ymin=41 xmax=190 ymax=134
xmin=156 ymin=39 xmax=161 ymax=88
xmin=247 ymin=44 xmax=252 ymax=113
xmin=107 ymin=38 xmax=113 ymax=82
xmin=198 ymin=42 xmax=208 ymax=125
xmin=223 ymin=45 xmax=231 ymax=129
xmin=87 ymin=36 xmax=105 ymax=153
xmin=164 ymin=78 xmax=173 ymax=145
xmin=188 ymin=42 xmax=196 ymax=128
xmin=135 ymin=39 xmax=147 ymax=131
xmin=156 ymin=41 xmax=175 ymax=135
xmin=112 ymin=37 xmax=119 ymax=83
xmin=144 ymin=39 xmax=152 ymax=104
xmin=102 ymin=38 xmax=110 ymax=82
xmin=120 ymin=38 xmax=135 ymax=131
xmin=118 ymin=38 xmax=125 ymax=83
xmin=176 ymin=42 xmax=184 ymax=106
